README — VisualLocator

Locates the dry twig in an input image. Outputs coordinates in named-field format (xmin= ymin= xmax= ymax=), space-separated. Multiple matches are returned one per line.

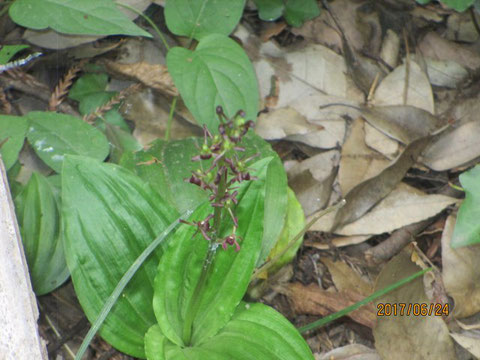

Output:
xmin=83 ymin=83 xmax=142 ymax=124
xmin=48 ymin=60 xmax=86 ymax=111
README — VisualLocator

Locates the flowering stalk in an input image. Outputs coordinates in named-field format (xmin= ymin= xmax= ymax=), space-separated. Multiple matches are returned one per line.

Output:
xmin=180 ymin=106 xmax=256 ymax=345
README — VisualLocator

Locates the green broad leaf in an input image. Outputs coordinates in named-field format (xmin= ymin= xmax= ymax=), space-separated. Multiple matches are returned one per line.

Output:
xmin=68 ymin=73 xmax=121 ymax=118
xmin=14 ymin=172 xmax=69 ymax=295
xmin=9 ymin=0 xmax=151 ymax=37
xmin=0 ymin=115 xmax=28 ymax=170
xmin=167 ymin=34 xmax=259 ymax=132
xmin=416 ymin=0 xmax=432 ymax=4
xmin=145 ymin=302 xmax=314 ymax=360
xmin=263 ymin=187 xmax=305 ymax=274
xmin=440 ymin=0 xmax=475 ymax=11
xmin=254 ymin=0 xmax=285 ymax=21
xmin=62 ymin=156 xmax=179 ymax=358
xmin=69 ymin=73 xmax=109 ymax=101
xmin=26 ymin=111 xmax=109 ymax=172
xmin=452 ymin=165 xmax=480 ymax=247
xmin=284 ymin=0 xmax=321 ymax=27
xmin=153 ymin=157 xmax=271 ymax=347
xmin=133 ymin=138 xmax=208 ymax=213
xmin=105 ymin=123 xmax=143 ymax=164
xmin=0 ymin=44 xmax=30 ymax=64
xmin=164 ymin=0 xmax=245 ymax=40
xmin=257 ymin=154 xmax=288 ymax=266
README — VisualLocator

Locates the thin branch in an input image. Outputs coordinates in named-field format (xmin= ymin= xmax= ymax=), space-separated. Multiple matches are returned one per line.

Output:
xmin=48 ymin=60 xmax=86 ymax=111
xmin=83 ymin=83 xmax=142 ymax=124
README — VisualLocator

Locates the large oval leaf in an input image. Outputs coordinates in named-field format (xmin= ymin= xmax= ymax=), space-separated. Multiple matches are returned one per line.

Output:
xmin=9 ymin=0 xmax=151 ymax=37
xmin=144 ymin=302 xmax=314 ymax=360
xmin=152 ymin=158 xmax=271 ymax=346
xmin=165 ymin=0 xmax=245 ymax=40
xmin=62 ymin=155 xmax=179 ymax=358
xmin=0 ymin=115 xmax=28 ymax=170
xmin=27 ymin=111 xmax=109 ymax=172
xmin=14 ymin=172 xmax=69 ymax=295
xmin=167 ymin=34 xmax=259 ymax=131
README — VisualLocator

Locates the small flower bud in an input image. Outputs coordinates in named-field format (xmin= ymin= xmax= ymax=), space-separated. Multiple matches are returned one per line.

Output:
xmin=188 ymin=175 xmax=202 ymax=186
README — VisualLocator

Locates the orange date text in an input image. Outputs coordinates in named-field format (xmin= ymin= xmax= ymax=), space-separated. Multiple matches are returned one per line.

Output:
xmin=377 ymin=303 xmax=449 ymax=317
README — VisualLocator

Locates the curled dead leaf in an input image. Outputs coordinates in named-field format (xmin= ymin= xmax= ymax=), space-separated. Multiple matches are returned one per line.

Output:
xmin=103 ymin=60 xmax=178 ymax=97
xmin=331 ymin=136 xmax=431 ymax=231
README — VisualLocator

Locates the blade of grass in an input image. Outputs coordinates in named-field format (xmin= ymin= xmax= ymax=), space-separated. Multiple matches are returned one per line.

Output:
xmin=75 ymin=207 xmax=197 ymax=360
xmin=297 ymin=267 xmax=432 ymax=333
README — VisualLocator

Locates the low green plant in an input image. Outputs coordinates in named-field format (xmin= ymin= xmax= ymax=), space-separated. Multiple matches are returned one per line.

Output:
xmin=416 ymin=0 xmax=479 ymax=12
xmin=1 ymin=1 xmax=316 ymax=358
xmin=253 ymin=0 xmax=321 ymax=27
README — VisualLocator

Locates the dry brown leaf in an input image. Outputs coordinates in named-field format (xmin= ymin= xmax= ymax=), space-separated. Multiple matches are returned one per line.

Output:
xmin=373 ymin=249 xmax=456 ymax=360
xmin=445 ymin=12 xmax=479 ymax=43
xmin=283 ymin=282 xmax=376 ymax=329
xmin=422 ymin=97 xmax=480 ymax=171
xmin=305 ymin=235 xmax=370 ymax=250
xmin=256 ymin=107 xmax=324 ymax=143
xmin=260 ymin=22 xmax=287 ymax=42
xmin=316 ymin=344 xmax=381 ymax=360
xmin=450 ymin=331 xmax=480 ymax=358
xmin=322 ymin=258 xmax=372 ymax=296
xmin=290 ymin=94 xmax=352 ymax=149
xmin=372 ymin=61 xmax=434 ymax=114
xmin=424 ymin=58 xmax=469 ymax=88
xmin=339 ymin=118 xmax=390 ymax=195
xmin=124 ymin=90 xmax=201 ymax=145
xmin=104 ymin=60 xmax=178 ymax=96
xmin=291 ymin=0 xmax=381 ymax=54
xmin=442 ymin=214 xmax=480 ymax=318
xmin=363 ymin=123 xmax=399 ymax=157
xmin=331 ymin=136 xmax=431 ymax=231
xmin=380 ymin=29 xmax=400 ymax=69
xmin=309 ymin=182 xmax=457 ymax=236
xmin=359 ymin=105 xmax=445 ymax=144
xmin=418 ymin=32 xmax=480 ymax=71
xmin=286 ymin=150 xmax=338 ymax=216
xmin=235 ymin=25 xmax=363 ymax=148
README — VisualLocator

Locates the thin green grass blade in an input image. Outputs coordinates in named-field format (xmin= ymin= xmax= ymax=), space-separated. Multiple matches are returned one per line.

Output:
xmin=75 ymin=207 xmax=196 ymax=360
xmin=298 ymin=267 xmax=432 ymax=333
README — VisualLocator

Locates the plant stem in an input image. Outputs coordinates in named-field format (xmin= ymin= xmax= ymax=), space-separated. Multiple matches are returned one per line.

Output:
xmin=213 ymin=165 xmax=227 ymax=231
xmin=182 ymin=160 xmax=228 ymax=345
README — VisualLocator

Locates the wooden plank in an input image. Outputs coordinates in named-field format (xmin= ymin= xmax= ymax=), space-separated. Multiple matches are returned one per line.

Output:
xmin=0 ymin=156 xmax=48 ymax=359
